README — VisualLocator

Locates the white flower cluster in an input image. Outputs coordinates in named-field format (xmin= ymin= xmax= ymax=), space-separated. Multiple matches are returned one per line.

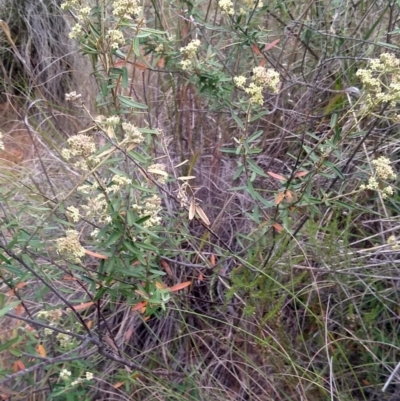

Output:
xmin=372 ymin=156 xmax=397 ymax=180
xmin=37 ymin=309 xmax=62 ymax=322
xmin=233 ymin=75 xmax=246 ymax=89
xmin=94 ymin=115 xmax=120 ymax=139
xmin=37 ymin=309 xmax=63 ymax=335
xmin=57 ymin=332 xmax=72 ymax=348
xmin=147 ymin=163 xmax=168 ymax=184
xmin=132 ymin=194 xmax=162 ymax=227
xmin=61 ymin=2 xmax=90 ymax=39
xmin=252 ymin=66 xmax=280 ymax=93
xmin=60 ymin=0 xmax=79 ymax=10
xmin=356 ymin=53 xmax=400 ymax=107
xmin=56 ymin=230 xmax=86 ymax=263
xmin=106 ymin=115 xmax=120 ymax=126
xmin=234 ymin=66 xmax=280 ymax=105
xmin=179 ymin=39 xmax=201 ymax=71
xmin=77 ymin=181 xmax=112 ymax=224
xmin=219 ymin=0 xmax=235 ymax=15
xmin=77 ymin=6 xmax=91 ymax=21
xmin=245 ymin=83 xmax=264 ymax=105
xmin=360 ymin=156 xmax=396 ymax=199
xmin=106 ymin=174 xmax=132 ymax=193
xmin=61 ymin=371 xmax=94 ymax=387
xmin=387 ymin=235 xmax=399 ymax=251
xmin=60 ymin=369 xmax=72 ymax=380
xmin=67 ymin=206 xmax=80 ymax=223
xmin=81 ymin=192 xmax=111 ymax=224
xmin=62 ymin=134 xmax=99 ymax=170
xmin=113 ymin=0 xmax=142 ymax=20
xmin=122 ymin=122 xmax=144 ymax=146
xmin=107 ymin=29 xmax=125 ymax=49
xmin=65 ymin=91 xmax=82 ymax=102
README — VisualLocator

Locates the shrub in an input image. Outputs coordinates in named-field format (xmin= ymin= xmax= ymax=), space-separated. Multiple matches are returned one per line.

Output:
xmin=1 ymin=0 xmax=400 ymax=400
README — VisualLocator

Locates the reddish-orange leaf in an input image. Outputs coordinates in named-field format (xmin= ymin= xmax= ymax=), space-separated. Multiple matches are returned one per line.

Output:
xmin=113 ymin=60 xmax=147 ymax=70
xmin=210 ymin=254 xmax=216 ymax=266
xmin=84 ymin=249 xmax=108 ymax=260
xmin=264 ymin=38 xmax=280 ymax=51
xmin=273 ymin=222 xmax=284 ymax=233
xmin=73 ymin=301 xmax=94 ymax=311
xmin=275 ymin=192 xmax=285 ymax=205
xmin=144 ymin=316 xmax=150 ymax=321
xmin=157 ymin=57 xmax=165 ymax=68
xmin=132 ymin=301 xmax=147 ymax=312
xmin=15 ymin=282 xmax=27 ymax=290
xmin=124 ymin=327 xmax=134 ymax=342
xmin=285 ymin=190 xmax=293 ymax=203
xmin=63 ymin=275 xmax=77 ymax=281
xmin=160 ymin=259 xmax=173 ymax=279
xmin=155 ymin=281 xmax=167 ymax=290
xmin=294 ymin=170 xmax=308 ymax=178
xmin=7 ymin=289 xmax=14 ymax=297
xmin=267 ymin=171 xmax=287 ymax=181
xmin=16 ymin=304 xmax=24 ymax=316
xmin=113 ymin=381 xmax=125 ymax=389
xmin=13 ymin=360 xmax=25 ymax=373
xmin=259 ymin=58 xmax=267 ymax=67
xmin=169 ymin=281 xmax=191 ymax=292
xmin=252 ymin=44 xmax=262 ymax=55
xmin=198 ymin=272 xmax=204 ymax=282
xmin=132 ymin=260 xmax=140 ymax=266
xmin=113 ymin=60 xmax=125 ymax=68
xmin=36 ymin=344 xmax=46 ymax=358
xmin=87 ymin=320 xmax=93 ymax=329
xmin=104 ymin=336 xmax=119 ymax=352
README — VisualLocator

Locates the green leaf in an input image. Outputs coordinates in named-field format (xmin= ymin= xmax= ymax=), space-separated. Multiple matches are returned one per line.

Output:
xmin=117 ymin=95 xmax=148 ymax=109
xmin=121 ymin=66 xmax=129 ymax=88
xmin=94 ymin=286 xmax=107 ymax=301
xmin=136 ymin=242 xmax=159 ymax=252
xmin=233 ymin=165 xmax=245 ymax=179
xmin=109 ymin=168 xmax=129 ymax=177
xmin=376 ymin=42 xmax=399 ymax=49
xmin=124 ymin=240 xmax=137 ymax=254
xmin=330 ymin=113 xmax=337 ymax=128
xmin=8 ymin=347 xmax=23 ymax=357
xmin=0 ymin=301 xmax=21 ymax=318
xmin=133 ymin=36 xmax=141 ymax=57
xmin=140 ymin=27 xmax=167 ymax=35
xmin=0 ymin=337 xmax=20 ymax=353
xmin=220 ymin=148 xmax=237 ymax=154
xmin=246 ymin=158 xmax=268 ymax=177
xmin=104 ymin=231 xmax=122 ymax=247
xmin=322 ymin=160 xmax=344 ymax=179
xmin=333 ymin=200 xmax=355 ymax=210
xmin=247 ymin=130 xmax=264 ymax=143
xmin=128 ymin=150 xmax=148 ymax=163
xmin=80 ymin=42 xmax=98 ymax=54
xmin=0 ymin=253 xmax=10 ymax=264
xmin=132 ymin=222 xmax=160 ymax=239
xmin=231 ymin=110 xmax=244 ymax=130
xmin=250 ymin=111 xmax=270 ymax=122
